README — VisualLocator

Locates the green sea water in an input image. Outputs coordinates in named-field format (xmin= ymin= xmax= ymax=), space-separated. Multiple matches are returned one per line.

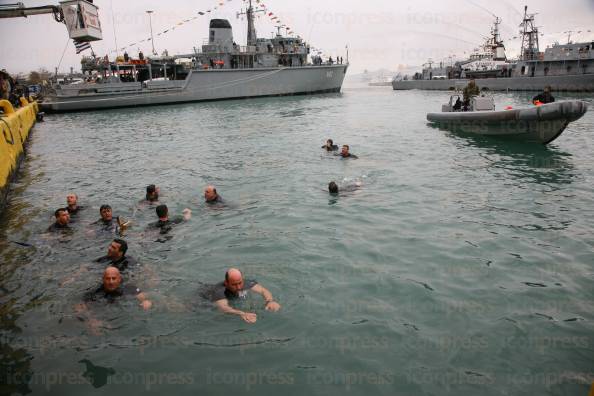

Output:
xmin=0 ymin=84 xmax=593 ymax=395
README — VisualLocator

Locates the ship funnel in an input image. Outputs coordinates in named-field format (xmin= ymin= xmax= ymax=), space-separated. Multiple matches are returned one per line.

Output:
xmin=209 ymin=19 xmax=234 ymax=51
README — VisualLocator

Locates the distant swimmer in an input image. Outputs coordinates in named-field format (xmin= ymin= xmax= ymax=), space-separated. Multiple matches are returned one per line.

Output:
xmin=328 ymin=180 xmax=362 ymax=194
xmin=204 ymin=268 xmax=281 ymax=323
xmin=145 ymin=184 xmax=160 ymax=203
xmin=150 ymin=204 xmax=191 ymax=234
xmin=48 ymin=208 xmax=71 ymax=232
xmin=322 ymin=139 xmax=339 ymax=152
xmin=95 ymin=239 xmax=139 ymax=272
xmin=82 ymin=267 xmax=152 ymax=309
xmin=336 ymin=145 xmax=358 ymax=159
xmin=66 ymin=193 xmax=84 ymax=215
xmin=204 ymin=185 xmax=224 ymax=204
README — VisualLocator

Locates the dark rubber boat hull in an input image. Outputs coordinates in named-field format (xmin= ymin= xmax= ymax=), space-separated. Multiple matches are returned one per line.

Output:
xmin=427 ymin=100 xmax=588 ymax=144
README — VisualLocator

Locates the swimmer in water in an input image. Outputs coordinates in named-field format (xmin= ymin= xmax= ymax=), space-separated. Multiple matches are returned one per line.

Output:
xmin=205 ymin=268 xmax=281 ymax=323
xmin=66 ymin=193 xmax=84 ymax=215
xmin=328 ymin=180 xmax=363 ymax=195
xmin=322 ymin=139 xmax=339 ymax=152
xmin=204 ymin=185 xmax=224 ymax=204
xmin=336 ymin=145 xmax=358 ymax=159
xmin=95 ymin=239 xmax=139 ymax=272
xmin=48 ymin=208 xmax=71 ymax=232
xmin=150 ymin=204 xmax=191 ymax=234
xmin=145 ymin=184 xmax=160 ymax=203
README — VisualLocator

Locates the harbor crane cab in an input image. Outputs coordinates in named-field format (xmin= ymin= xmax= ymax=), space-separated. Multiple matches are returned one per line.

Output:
xmin=0 ymin=1 xmax=102 ymax=42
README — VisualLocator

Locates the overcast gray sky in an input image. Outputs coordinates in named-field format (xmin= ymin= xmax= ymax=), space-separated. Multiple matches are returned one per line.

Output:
xmin=1 ymin=0 xmax=593 ymax=75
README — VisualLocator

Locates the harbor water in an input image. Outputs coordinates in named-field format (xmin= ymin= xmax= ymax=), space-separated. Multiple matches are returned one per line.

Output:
xmin=1 ymin=85 xmax=593 ymax=395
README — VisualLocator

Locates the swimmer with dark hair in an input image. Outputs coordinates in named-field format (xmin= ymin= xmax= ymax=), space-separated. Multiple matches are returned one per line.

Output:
xmin=328 ymin=181 xmax=339 ymax=194
xmin=327 ymin=180 xmax=363 ymax=195
xmin=150 ymin=204 xmax=191 ymax=234
xmin=145 ymin=184 xmax=160 ymax=202
xmin=322 ymin=139 xmax=339 ymax=152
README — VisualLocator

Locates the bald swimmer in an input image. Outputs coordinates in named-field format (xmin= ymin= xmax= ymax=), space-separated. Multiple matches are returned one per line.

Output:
xmin=83 ymin=267 xmax=152 ymax=310
xmin=206 ymin=268 xmax=280 ymax=323
xmin=204 ymin=185 xmax=224 ymax=204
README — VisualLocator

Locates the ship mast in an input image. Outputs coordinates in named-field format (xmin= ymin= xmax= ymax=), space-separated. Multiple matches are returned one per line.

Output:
xmin=519 ymin=6 xmax=539 ymax=61
xmin=247 ymin=0 xmax=257 ymax=46
xmin=237 ymin=0 xmax=263 ymax=46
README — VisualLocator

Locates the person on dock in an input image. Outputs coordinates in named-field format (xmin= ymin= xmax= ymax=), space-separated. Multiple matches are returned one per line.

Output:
xmin=150 ymin=204 xmax=191 ymax=234
xmin=204 ymin=185 xmax=224 ymax=204
xmin=463 ymin=79 xmax=480 ymax=111
xmin=66 ymin=193 xmax=84 ymax=216
xmin=322 ymin=139 xmax=339 ymax=152
xmin=337 ymin=145 xmax=358 ymax=159
xmin=204 ymin=268 xmax=280 ymax=323
xmin=532 ymin=86 xmax=555 ymax=105
xmin=48 ymin=208 xmax=71 ymax=232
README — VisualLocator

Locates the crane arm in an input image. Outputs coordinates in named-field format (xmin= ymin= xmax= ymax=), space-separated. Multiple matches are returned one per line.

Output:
xmin=0 ymin=3 xmax=62 ymax=21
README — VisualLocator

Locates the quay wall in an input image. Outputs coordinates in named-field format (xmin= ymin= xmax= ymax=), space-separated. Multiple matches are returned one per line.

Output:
xmin=0 ymin=99 xmax=38 ymax=210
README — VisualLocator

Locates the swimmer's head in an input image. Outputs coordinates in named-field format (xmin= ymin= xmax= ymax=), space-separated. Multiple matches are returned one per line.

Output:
xmin=99 ymin=205 xmax=112 ymax=221
xmin=224 ymin=268 xmax=244 ymax=294
xmin=66 ymin=193 xmax=78 ymax=207
xmin=328 ymin=182 xmax=339 ymax=194
xmin=103 ymin=266 xmax=122 ymax=292
xmin=156 ymin=204 xmax=168 ymax=219
xmin=146 ymin=185 xmax=158 ymax=201
xmin=204 ymin=185 xmax=218 ymax=202
xmin=54 ymin=208 xmax=70 ymax=225
xmin=107 ymin=238 xmax=127 ymax=259
xmin=341 ymin=145 xmax=350 ymax=156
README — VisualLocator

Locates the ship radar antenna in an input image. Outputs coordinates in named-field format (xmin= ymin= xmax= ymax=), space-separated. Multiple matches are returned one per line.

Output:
xmin=519 ymin=5 xmax=540 ymax=61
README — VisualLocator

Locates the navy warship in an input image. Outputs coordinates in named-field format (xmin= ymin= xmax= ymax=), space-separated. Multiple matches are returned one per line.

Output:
xmin=40 ymin=0 xmax=348 ymax=112
xmin=393 ymin=7 xmax=594 ymax=92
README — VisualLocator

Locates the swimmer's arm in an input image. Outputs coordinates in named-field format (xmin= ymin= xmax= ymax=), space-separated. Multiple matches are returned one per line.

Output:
xmin=251 ymin=284 xmax=281 ymax=312
xmin=136 ymin=292 xmax=152 ymax=310
xmin=60 ymin=266 xmax=89 ymax=286
xmin=74 ymin=303 xmax=104 ymax=336
xmin=215 ymin=299 xmax=257 ymax=323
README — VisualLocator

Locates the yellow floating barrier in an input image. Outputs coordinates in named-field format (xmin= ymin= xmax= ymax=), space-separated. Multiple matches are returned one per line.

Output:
xmin=0 ymin=99 xmax=39 ymax=208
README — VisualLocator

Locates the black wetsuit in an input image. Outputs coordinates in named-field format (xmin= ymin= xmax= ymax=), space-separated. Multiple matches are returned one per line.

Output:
xmin=92 ymin=218 xmax=117 ymax=232
xmin=322 ymin=144 xmax=339 ymax=151
xmin=532 ymin=92 xmax=555 ymax=104
xmin=336 ymin=153 xmax=358 ymax=159
xmin=150 ymin=216 xmax=184 ymax=234
xmin=202 ymin=280 xmax=258 ymax=302
xmin=47 ymin=222 xmax=70 ymax=232
xmin=95 ymin=255 xmax=139 ymax=272
xmin=67 ymin=206 xmax=84 ymax=215
xmin=83 ymin=284 xmax=141 ymax=303
xmin=206 ymin=196 xmax=224 ymax=205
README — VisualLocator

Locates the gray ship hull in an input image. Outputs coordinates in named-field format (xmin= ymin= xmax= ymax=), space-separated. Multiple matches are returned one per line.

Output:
xmin=41 ymin=65 xmax=348 ymax=112
xmin=393 ymin=74 xmax=594 ymax=92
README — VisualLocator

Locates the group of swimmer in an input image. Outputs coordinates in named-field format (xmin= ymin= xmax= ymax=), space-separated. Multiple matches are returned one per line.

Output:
xmin=47 ymin=139 xmax=362 ymax=328
xmin=48 ymin=185 xmax=281 ymax=325
xmin=322 ymin=139 xmax=363 ymax=194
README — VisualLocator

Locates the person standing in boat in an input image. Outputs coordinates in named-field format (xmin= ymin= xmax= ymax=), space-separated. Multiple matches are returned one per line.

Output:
xmin=532 ymin=86 xmax=555 ymax=105
xmin=463 ymin=79 xmax=480 ymax=111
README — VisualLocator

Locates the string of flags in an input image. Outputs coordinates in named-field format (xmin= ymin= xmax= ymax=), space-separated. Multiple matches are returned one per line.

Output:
xmin=80 ymin=0 xmax=332 ymax=59
xmin=109 ymin=0 xmax=238 ymax=54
